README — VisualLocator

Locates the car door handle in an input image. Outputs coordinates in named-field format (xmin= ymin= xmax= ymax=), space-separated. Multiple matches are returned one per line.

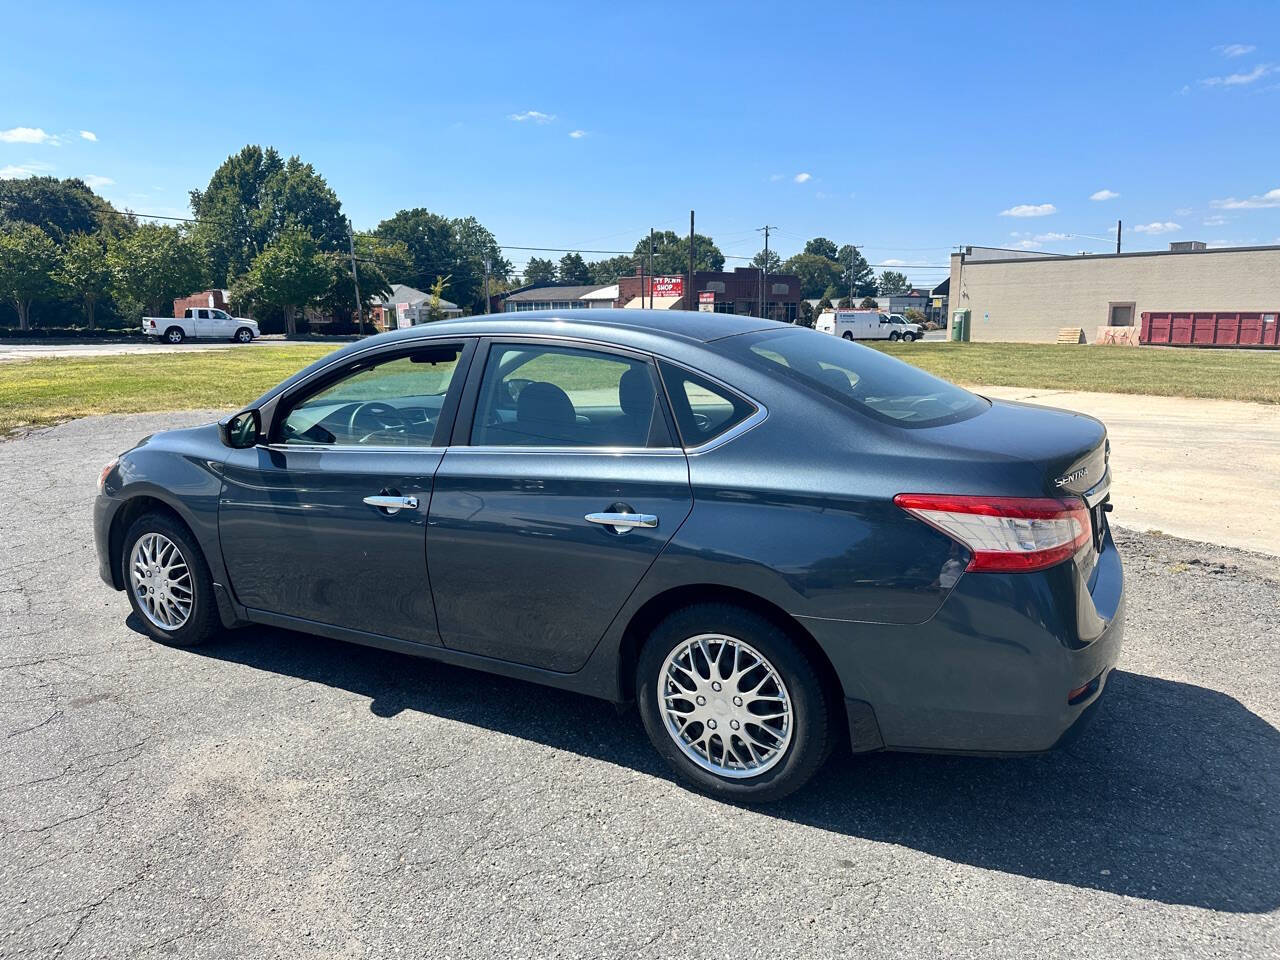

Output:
xmin=585 ymin=511 xmax=658 ymax=533
xmin=363 ymin=494 xmax=419 ymax=514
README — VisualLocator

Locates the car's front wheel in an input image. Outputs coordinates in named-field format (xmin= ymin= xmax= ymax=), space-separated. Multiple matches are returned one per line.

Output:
xmin=234 ymin=327 xmax=253 ymax=343
xmin=122 ymin=512 xmax=219 ymax=646
xmin=164 ymin=326 xmax=185 ymax=344
xmin=902 ymin=331 xmax=916 ymax=342
xmin=637 ymin=603 xmax=838 ymax=802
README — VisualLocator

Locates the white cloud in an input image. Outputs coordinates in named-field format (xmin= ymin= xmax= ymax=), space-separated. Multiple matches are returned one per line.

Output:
xmin=1216 ymin=43 xmax=1256 ymax=57
xmin=79 ymin=130 xmax=97 ymax=141
xmin=1090 ymin=189 xmax=1120 ymax=201
xmin=568 ymin=129 xmax=586 ymax=139
xmin=882 ymin=259 xmax=907 ymax=266
xmin=768 ymin=173 xmax=784 ymax=181
xmin=1201 ymin=63 xmax=1274 ymax=86
xmin=82 ymin=174 xmax=114 ymax=188
xmin=509 ymin=110 xmax=555 ymax=123
xmin=1000 ymin=203 xmax=1057 ymax=217
xmin=0 ymin=162 xmax=54 ymax=179
xmin=1212 ymin=187 xmax=1280 ymax=209
xmin=1132 ymin=221 xmax=1182 ymax=234
xmin=793 ymin=172 xmax=812 ymax=183
xmin=0 ymin=126 xmax=54 ymax=144
xmin=1174 ymin=207 xmax=1192 ymax=216
xmin=1203 ymin=215 xmax=1228 ymax=226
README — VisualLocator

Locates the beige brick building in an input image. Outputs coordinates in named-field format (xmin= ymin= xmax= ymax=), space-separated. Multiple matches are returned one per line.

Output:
xmin=948 ymin=243 xmax=1280 ymax=342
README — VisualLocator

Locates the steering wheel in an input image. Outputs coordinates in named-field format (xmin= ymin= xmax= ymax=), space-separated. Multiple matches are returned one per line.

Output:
xmin=347 ymin=401 xmax=410 ymax=443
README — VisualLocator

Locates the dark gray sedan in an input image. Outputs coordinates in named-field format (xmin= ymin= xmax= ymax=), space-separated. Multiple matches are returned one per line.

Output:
xmin=94 ymin=310 xmax=1123 ymax=801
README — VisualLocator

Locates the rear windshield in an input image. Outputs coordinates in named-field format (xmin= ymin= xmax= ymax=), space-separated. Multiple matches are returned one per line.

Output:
xmin=728 ymin=328 xmax=988 ymax=428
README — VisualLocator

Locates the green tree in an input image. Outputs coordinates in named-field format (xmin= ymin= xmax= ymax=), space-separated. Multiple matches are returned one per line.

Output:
xmin=190 ymin=145 xmax=346 ymax=286
xmin=426 ymin=275 xmax=450 ymax=322
xmin=558 ymin=251 xmax=590 ymax=284
xmin=837 ymin=244 xmax=877 ymax=297
xmin=797 ymin=299 xmax=816 ymax=328
xmin=588 ymin=255 xmax=636 ymax=284
xmin=235 ymin=229 xmax=331 ymax=334
xmin=523 ymin=257 xmax=557 ymax=284
xmin=859 ymin=296 xmax=879 ymax=309
xmin=803 ymin=237 xmax=839 ymax=261
xmin=0 ymin=223 xmax=60 ymax=330
xmin=751 ymin=248 xmax=782 ymax=272
xmin=631 ymin=231 xmax=724 ymax=276
xmin=905 ymin=307 xmax=926 ymax=324
xmin=372 ymin=208 xmax=506 ymax=311
xmin=55 ymin=232 xmax=111 ymax=330
xmin=878 ymin=270 xmax=910 ymax=295
xmin=107 ymin=223 xmax=203 ymax=317
xmin=0 ymin=176 xmax=118 ymax=242
xmin=782 ymin=252 xmax=844 ymax=299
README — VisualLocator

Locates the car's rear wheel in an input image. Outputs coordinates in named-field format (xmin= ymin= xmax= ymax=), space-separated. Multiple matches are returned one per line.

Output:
xmin=889 ymin=330 xmax=901 ymax=341
xmin=636 ymin=603 xmax=838 ymax=802
xmin=122 ymin=512 xmax=218 ymax=647
xmin=165 ymin=326 xmax=185 ymax=344
xmin=234 ymin=327 xmax=253 ymax=343
xmin=841 ymin=331 xmax=853 ymax=341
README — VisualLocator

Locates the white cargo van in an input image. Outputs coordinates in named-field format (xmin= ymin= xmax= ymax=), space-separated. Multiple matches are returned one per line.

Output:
xmin=815 ymin=309 xmax=908 ymax=341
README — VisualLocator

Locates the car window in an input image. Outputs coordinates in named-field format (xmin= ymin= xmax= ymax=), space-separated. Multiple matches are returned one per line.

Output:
xmin=657 ymin=360 xmax=757 ymax=448
xmin=471 ymin=344 xmax=670 ymax=448
xmin=278 ymin=346 xmax=462 ymax=447
xmin=732 ymin=328 xmax=987 ymax=427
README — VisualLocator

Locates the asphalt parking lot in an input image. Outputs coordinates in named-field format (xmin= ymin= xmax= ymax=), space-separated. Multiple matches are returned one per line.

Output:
xmin=2 ymin=411 xmax=1278 ymax=959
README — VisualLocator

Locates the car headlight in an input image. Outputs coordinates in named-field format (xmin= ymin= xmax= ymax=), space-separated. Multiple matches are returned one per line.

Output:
xmin=97 ymin=457 xmax=119 ymax=494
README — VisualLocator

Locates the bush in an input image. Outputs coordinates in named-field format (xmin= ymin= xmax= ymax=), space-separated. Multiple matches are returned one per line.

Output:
xmin=0 ymin=326 xmax=145 ymax=340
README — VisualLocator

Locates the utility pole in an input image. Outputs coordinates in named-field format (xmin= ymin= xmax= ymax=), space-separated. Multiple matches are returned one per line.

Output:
xmin=688 ymin=210 xmax=695 ymax=311
xmin=347 ymin=220 xmax=364 ymax=336
xmin=648 ymin=227 xmax=655 ymax=309
xmin=1116 ymin=220 xmax=1122 ymax=255
xmin=756 ymin=225 xmax=776 ymax=318
xmin=484 ymin=258 xmax=491 ymax=314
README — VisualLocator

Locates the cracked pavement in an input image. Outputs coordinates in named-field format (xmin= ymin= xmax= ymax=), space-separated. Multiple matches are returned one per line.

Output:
xmin=1 ymin=411 xmax=1278 ymax=959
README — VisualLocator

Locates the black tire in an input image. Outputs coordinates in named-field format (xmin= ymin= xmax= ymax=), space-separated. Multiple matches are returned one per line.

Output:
xmin=234 ymin=327 xmax=253 ymax=343
xmin=164 ymin=326 xmax=185 ymax=344
xmin=636 ymin=603 xmax=839 ymax=803
xmin=121 ymin=512 xmax=219 ymax=647
xmin=902 ymin=331 xmax=916 ymax=342
xmin=841 ymin=331 xmax=853 ymax=341
xmin=889 ymin=331 xmax=901 ymax=341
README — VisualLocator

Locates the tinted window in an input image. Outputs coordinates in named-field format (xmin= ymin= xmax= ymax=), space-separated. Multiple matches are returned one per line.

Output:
xmin=471 ymin=344 xmax=670 ymax=448
xmin=732 ymin=328 xmax=987 ymax=427
xmin=278 ymin=347 xmax=462 ymax=446
xmin=658 ymin=360 xmax=756 ymax=448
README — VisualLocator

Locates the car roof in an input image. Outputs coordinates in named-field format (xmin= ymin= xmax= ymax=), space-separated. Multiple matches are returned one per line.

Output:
xmin=373 ymin=308 xmax=783 ymax=348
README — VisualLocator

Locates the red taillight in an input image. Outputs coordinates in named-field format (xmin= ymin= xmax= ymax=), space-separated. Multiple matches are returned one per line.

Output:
xmin=894 ymin=493 xmax=1091 ymax=573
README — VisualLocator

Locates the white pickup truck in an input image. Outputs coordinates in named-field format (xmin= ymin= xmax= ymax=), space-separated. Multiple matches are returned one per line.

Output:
xmin=816 ymin=309 xmax=920 ymax=342
xmin=142 ymin=308 xmax=259 ymax=344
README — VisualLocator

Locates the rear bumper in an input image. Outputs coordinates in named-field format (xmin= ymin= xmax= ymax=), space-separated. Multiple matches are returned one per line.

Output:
xmin=812 ymin=526 xmax=1125 ymax=755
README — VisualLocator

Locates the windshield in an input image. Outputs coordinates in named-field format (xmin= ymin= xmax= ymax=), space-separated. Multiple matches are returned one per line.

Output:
xmin=730 ymin=328 xmax=987 ymax=427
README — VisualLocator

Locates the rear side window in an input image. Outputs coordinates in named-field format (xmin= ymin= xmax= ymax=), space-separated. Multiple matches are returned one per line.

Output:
xmin=658 ymin=361 xmax=756 ymax=448
xmin=471 ymin=344 xmax=671 ymax=448
xmin=731 ymin=328 xmax=986 ymax=428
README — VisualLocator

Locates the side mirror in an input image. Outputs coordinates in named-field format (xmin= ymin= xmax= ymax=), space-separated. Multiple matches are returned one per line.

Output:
xmin=219 ymin=409 xmax=261 ymax=449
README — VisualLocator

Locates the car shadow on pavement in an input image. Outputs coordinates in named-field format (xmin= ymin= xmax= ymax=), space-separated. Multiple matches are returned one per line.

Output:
xmin=179 ymin=623 xmax=1279 ymax=914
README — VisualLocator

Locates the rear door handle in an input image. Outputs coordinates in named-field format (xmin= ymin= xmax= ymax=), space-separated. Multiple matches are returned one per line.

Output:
xmin=585 ymin=511 xmax=658 ymax=534
xmin=364 ymin=494 xmax=419 ymax=514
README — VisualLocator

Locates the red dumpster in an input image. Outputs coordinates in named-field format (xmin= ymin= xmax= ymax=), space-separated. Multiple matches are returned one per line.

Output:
xmin=1140 ymin=311 xmax=1280 ymax=348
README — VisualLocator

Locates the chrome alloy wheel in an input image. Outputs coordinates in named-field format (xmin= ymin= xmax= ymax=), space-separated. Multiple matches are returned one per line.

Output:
xmin=658 ymin=634 xmax=794 ymax=779
xmin=129 ymin=532 xmax=193 ymax=630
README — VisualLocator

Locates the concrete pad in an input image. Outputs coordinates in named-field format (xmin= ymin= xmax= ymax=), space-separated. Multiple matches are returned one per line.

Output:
xmin=978 ymin=386 xmax=1280 ymax=557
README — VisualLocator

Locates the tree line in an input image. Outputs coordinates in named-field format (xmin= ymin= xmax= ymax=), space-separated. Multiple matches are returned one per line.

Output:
xmin=0 ymin=143 xmax=917 ymax=334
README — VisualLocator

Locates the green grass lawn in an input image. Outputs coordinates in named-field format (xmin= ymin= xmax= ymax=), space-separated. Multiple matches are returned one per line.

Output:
xmin=2 ymin=339 xmax=1279 ymax=436
xmin=876 ymin=341 xmax=1280 ymax=404
xmin=0 ymin=346 xmax=337 ymax=435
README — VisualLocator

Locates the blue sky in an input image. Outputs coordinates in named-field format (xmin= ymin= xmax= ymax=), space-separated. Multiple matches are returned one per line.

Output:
xmin=4 ymin=1 xmax=1280 ymax=286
